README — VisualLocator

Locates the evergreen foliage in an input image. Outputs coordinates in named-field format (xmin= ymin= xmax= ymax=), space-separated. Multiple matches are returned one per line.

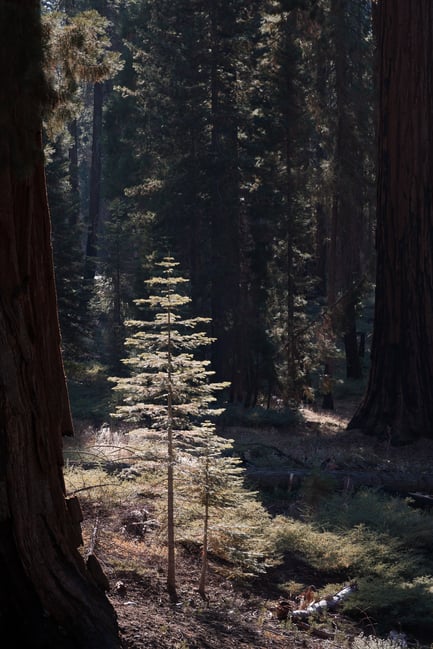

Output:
xmin=109 ymin=257 xmax=231 ymax=601
xmin=180 ymin=420 xmax=269 ymax=598
xmin=268 ymin=488 xmax=433 ymax=636
xmin=46 ymin=136 xmax=89 ymax=357
xmin=42 ymin=1 xmax=377 ymax=418
xmin=42 ymin=3 xmax=124 ymax=369
xmin=42 ymin=8 xmax=123 ymax=138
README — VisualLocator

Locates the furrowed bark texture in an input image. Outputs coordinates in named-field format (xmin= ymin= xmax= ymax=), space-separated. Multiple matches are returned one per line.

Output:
xmin=0 ymin=3 xmax=121 ymax=646
xmin=349 ymin=0 xmax=433 ymax=442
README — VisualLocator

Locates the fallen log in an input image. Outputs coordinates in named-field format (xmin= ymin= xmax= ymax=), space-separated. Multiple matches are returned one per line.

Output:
xmin=291 ymin=583 xmax=358 ymax=618
xmin=245 ymin=466 xmax=433 ymax=496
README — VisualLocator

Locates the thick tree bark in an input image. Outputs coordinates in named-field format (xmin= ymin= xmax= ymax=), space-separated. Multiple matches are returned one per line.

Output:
xmin=349 ymin=0 xmax=433 ymax=442
xmin=0 ymin=3 xmax=121 ymax=646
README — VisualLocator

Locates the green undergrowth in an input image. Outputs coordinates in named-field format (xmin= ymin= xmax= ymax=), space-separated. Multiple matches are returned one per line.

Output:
xmin=268 ymin=488 xmax=433 ymax=640
xmin=64 ymin=430 xmax=433 ymax=644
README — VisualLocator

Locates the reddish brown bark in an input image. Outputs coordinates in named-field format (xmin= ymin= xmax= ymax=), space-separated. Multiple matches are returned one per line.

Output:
xmin=0 ymin=3 xmax=121 ymax=646
xmin=349 ymin=0 xmax=433 ymax=443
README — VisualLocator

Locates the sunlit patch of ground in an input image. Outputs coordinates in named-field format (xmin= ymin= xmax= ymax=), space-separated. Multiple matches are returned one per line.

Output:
xmin=299 ymin=401 xmax=356 ymax=434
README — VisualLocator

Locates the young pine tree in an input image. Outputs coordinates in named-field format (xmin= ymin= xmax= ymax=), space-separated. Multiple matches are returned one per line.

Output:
xmin=181 ymin=419 xmax=269 ymax=600
xmin=109 ymin=257 xmax=229 ymax=602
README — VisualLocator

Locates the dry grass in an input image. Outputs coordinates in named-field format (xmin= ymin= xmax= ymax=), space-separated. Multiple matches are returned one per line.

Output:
xmin=221 ymin=396 xmax=433 ymax=474
xmin=63 ymin=398 xmax=433 ymax=649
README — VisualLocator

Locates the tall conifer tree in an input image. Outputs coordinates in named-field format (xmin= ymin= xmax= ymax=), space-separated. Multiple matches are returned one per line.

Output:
xmin=109 ymin=257 xmax=229 ymax=602
xmin=0 ymin=3 xmax=120 ymax=645
xmin=349 ymin=0 xmax=433 ymax=443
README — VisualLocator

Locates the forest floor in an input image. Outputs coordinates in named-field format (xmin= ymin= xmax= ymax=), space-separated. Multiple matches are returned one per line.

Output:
xmin=75 ymin=396 xmax=433 ymax=649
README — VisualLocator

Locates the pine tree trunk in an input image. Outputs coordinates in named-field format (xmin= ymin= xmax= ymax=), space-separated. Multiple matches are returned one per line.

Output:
xmin=166 ymin=309 xmax=178 ymax=603
xmin=315 ymin=202 xmax=328 ymax=296
xmin=331 ymin=0 xmax=363 ymax=380
xmin=343 ymin=299 xmax=363 ymax=380
xmin=198 ymin=491 xmax=210 ymax=600
xmin=208 ymin=0 xmax=242 ymax=398
xmin=85 ymin=81 xmax=104 ymax=281
xmin=166 ymin=431 xmax=178 ymax=603
xmin=285 ymin=133 xmax=297 ymax=401
xmin=0 ymin=5 xmax=120 ymax=646
xmin=349 ymin=0 xmax=433 ymax=443
xmin=68 ymin=119 xmax=80 ymax=228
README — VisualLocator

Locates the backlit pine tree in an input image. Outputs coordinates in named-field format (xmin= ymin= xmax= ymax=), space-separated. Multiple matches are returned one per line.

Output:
xmin=181 ymin=420 xmax=268 ymax=600
xmin=109 ymin=257 xmax=229 ymax=602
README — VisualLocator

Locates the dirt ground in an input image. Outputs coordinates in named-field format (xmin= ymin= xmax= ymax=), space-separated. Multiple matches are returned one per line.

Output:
xmin=97 ymin=520 xmax=361 ymax=649
xmin=108 ymin=553 xmax=358 ymax=649
xmin=78 ymin=397 xmax=433 ymax=649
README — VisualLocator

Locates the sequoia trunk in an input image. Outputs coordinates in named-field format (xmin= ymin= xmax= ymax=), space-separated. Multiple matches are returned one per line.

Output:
xmin=349 ymin=0 xmax=433 ymax=442
xmin=0 ymin=3 xmax=120 ymax=646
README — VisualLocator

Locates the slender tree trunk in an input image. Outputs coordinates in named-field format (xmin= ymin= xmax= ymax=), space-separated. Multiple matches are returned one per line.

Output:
xmin=0 ymin=5 xmax=120 ymax=646
xmin=328 ymin=193 xmax=338 ymax=310
xmin=166 ymin=422 xmax=177 ymax=602
xmin=166 ymin=306 xmax=178 ymax=603
xmin=343 ymin=301 xmax=362 ymax=379
xmin=68 ymin=119 xmax=80 ymax=228
xmin=84 ymin=81 xmax=104 ymax=281
xmin=331 ymin=0 xmax=363 ymax=380
xmin=315 ymin=202 xmax=328 ymax=296
xmin=349 ymin=0 xmax=433 ymax=443
xmin=198 ymin=489 xmax=210 ymax=600
xmin=208 ymin=0 xmax=242 ymax=399
xmin=285 ymin=132 xmax=297 ymax=402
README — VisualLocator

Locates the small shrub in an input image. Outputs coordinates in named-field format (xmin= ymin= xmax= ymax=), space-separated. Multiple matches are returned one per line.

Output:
xmin=317 ymin=489 xmax=433 ymax=552
xmin=267 ymin=516 xmax=360 ymax=573
xmin=267 ymin=489 xmax=433 ymax=639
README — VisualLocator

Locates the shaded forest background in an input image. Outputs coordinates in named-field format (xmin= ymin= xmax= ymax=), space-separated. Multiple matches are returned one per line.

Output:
xmin=43 ymin=0 xmax=376 ymax=424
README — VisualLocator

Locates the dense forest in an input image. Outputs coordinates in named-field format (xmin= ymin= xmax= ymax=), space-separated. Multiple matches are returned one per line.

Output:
xmin=3 ymin=1 xmax=433 ymax=648
xmin=43 ymin=0 xmax=376 ymax=423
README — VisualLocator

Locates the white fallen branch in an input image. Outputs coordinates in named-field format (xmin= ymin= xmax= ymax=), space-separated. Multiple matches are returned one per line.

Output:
xmin=291 ymin=583 xmax=358 ymax=618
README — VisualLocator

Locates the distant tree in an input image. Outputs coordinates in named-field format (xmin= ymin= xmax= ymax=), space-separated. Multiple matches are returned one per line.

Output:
xmin=327 ymin=0 xmax=374 ymax=380
xmin=109 ymin=257 xmax=229 ymax=602
xmin=0 ymin=3 xmax=120 ymax=646
xmin=42 ymin=7 xmax=123 ymax=357
xmin=121 ymin=0 xmax=277 ymax=406
xmin=46 ymin=137 xmax=89 ymax=357
xmin=349 ymin=0 xmax=433 ymax=443
xmin=245 ymin=1 xmax=317 ymax=403
xmin=46 ymin=0 xmax=379 ymax=416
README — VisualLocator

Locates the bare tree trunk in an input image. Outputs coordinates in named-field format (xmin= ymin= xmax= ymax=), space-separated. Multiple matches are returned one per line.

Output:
xmin=330 ymin=0 xmax=363 ymax=380
xmin=0 ymin=4 xmax=121 ymax=646
xmin=166 ymin=308 xmax=178 ymax=603
xmin=166 ymin=427 xmax=178 ymax=602
xmin=315 ymin=202 xmax=328 ymax=296
xmin=208 ymin=0 xmax=242 ymax=398
xmin=68 ymin=119 xmax=80 ymax=228
xmin=349 ymin=0 xmax=433 ymax=443
xmin=84 ymin=81 xmax=104 ymax=281
xmin=198 ymin=491 xmax=210 ymax=600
